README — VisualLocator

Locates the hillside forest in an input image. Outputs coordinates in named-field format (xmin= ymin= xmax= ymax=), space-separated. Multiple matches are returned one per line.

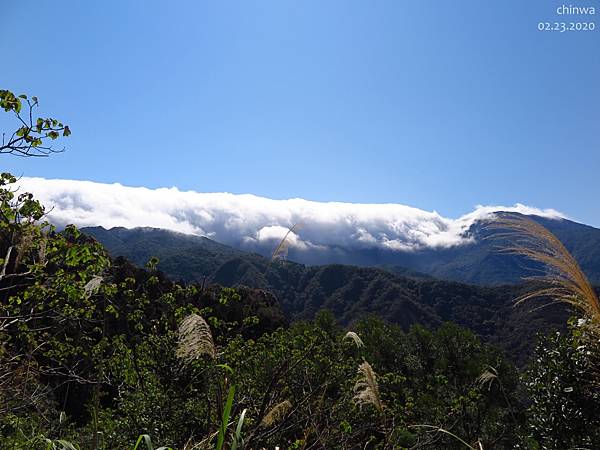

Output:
xmin=2 ymin=90 xmax=600 ymax=450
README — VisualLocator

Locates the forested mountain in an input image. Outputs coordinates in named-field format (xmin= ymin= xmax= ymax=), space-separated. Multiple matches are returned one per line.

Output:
xmin=83 ymin=214 xmax=600 ymax=286
xmin=82 ymin=226 xmax=571 ymax=363
xmin=82 ymin=225 xmax=252 ymax=281
xmin=382 ymin=215 xmax=600 ymax=285
xmin=275 ymin=214 xmax=600 ymax=284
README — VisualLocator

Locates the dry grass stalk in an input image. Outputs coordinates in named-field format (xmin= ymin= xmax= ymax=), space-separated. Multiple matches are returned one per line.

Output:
xmin=344 ymin=331 xmax=364 ymax=349
xmin=38 ymin=233 xmax=47 ymax=265
xmin=271 ymin=223 xmax=302 ymax=262
xmin=15 ymin=227 xmax=34 ymax=268
xmin=176 ymin=314 xmax=216 ymax=363
xmin=489 ymin=214 xmax=600 ymax=327
xmin=260 ymin=400 xmax=292 ymax=427
xmin=83 ymin=275 xmax=103 ymax=299
xmin=353 ymin=361 xmax=383 ymax=412
xmin=476 ymin=366 xmax=498 ymax=391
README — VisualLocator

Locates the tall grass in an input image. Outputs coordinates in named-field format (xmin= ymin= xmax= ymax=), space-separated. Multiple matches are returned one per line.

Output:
xmin=343 ymin=331 xmax=364 ymax=349
xmin=175 ymin=314 xmax=248 ymax=450
xmin=44 ymin=439 xmax=78 ymax=450
xmin=131 ymin=434 xmax=173 ymax=450
xmin=44 ymin=435 xmax=174 ymax=450
xmin=489 ymin=214 xmax=600 ymax=332
xmin=231 ymin=408 xmax=247 ymax=450
xmin=260 ymin=400 xmax=292 ymax=428
xmin=176 ymin=313 xmax=217 ymax=362
xmin=271 ymin=223 xmax=302 ymax=262
xmin=215 ymin=385 xmax=235 ymax=450
xmin=409 ymin=425 xmax=483 ymax=450
xmin=353 ymin=361 xmax=383 ymax=412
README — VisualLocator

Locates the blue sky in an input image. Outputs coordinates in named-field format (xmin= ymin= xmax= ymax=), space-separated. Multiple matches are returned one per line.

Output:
xmin=2 ymin=1 xmax=599 ymax=225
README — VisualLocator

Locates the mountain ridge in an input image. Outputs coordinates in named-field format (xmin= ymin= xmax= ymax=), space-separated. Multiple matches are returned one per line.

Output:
xmin=81 ymin=223 xmax=581 ymax=363
xmin=82 ymin=212 xmax=600 ymax=285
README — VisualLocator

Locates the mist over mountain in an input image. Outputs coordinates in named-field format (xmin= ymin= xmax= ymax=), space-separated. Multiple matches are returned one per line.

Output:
xmin=20 ymin=176 xmax=565 ymax=256
xmin=283 ymin=214 xmax=600 ymax=285
xmin=22 ymin=176 xmax=600 ymax=283
xmin=20 ymin=176 xmax=600 ymax=285
xmin=83 ymin=211 xmax=600 ymax=286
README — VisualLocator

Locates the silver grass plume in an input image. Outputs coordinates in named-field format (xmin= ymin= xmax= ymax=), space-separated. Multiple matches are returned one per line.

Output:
xmin=260 ymin=400 xmax=292 ymax=428
xmin=38 ymin=233 xmax=47 ymax=265
xmin=344 ymin=331 xmax=364 ymax=349
xmin=488 ymin=214 xmax=600 ymax=333
xmin=83 ymin=275 xmax=103 ymax=299
xmin=176 ymin=313 xmax=216 ymax=363
xmin=271 ymin=223 xmax=302 ymax=262
xmin=476 ymin=366 xmax=498 ymax=391
xmin=353 ymin=361 xmax=383 ymax=412
xmin=15 ymin=227 xmax=34 ymax=268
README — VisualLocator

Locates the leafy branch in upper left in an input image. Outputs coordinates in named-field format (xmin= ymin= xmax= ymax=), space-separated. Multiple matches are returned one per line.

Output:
xmin=0 ymin=89 xmax=70 ymax=157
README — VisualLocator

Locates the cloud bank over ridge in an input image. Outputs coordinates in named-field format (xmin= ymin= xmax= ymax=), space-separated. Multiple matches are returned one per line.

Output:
xmin=17 ymin=177 xmax=565 ymax=253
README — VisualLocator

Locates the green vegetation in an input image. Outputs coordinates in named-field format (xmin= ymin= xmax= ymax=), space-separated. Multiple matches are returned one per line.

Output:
xmin=2 ymin=90 xmax=600 ymax=449
xmin=82 ymin=226 xmax=571 ymax=365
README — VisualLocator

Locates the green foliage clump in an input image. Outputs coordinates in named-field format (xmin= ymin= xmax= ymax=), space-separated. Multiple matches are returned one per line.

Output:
xmin=524 ymin=328 xmax=600 ymax=449
xmin=222 ymin=312 xmax=523 ymax=449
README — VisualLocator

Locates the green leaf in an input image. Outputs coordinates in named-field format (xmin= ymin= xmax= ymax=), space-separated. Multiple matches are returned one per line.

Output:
xmin=44 ymin=439 xmax=79 ymax=450
xmin=216 ymin=363 xmax=234 ymax=375
xmin=231 ymin=408 xmax=248 ymax=450
xmin=132 ymin=434 xmax=153 ymax=450
xmin=216 ymin=385 xmax=236 ymax=450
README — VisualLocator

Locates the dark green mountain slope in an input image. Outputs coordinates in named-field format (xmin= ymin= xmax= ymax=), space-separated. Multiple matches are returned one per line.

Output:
xmin=82 ymin=226 xmax=256 ymax=282
xmin=215 ymin=259 xmax=568 ymax=363
xmin=82 ymin=226 xmax=571 ymax=363
xmin=83 ymin=214 xmax=600 ymax=286
xmin=278 ymin=215 xmax=600 ymax=285
xmin=390 ymin=215 xmax=600 ymax=285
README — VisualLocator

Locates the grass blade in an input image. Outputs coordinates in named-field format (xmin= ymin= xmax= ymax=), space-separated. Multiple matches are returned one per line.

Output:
xmin=44 ymin=439 xmax=79 ymax=450
xmin=132 ymin=434 xmax=154 ymax=450
xmin=410 ymin=425 xmax=478 ymax=450
xmin=216 ymin=385 xmax=236 ymax=450
xmin=231 ymin=408 xmax=248 ymax=450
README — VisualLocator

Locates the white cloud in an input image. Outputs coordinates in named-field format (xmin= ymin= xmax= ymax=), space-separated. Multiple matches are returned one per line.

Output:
xmin=16 ymin=177 xmax=566 ymax=253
